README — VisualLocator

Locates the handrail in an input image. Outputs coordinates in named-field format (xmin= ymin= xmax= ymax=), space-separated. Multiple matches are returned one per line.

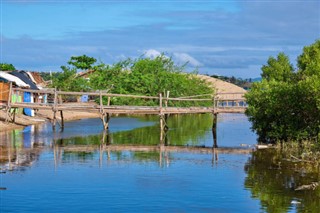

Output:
xmin=8 ymin=88 xmax=247 ymax=113
xmin=11 ymin=88 xmax=246 ymax=100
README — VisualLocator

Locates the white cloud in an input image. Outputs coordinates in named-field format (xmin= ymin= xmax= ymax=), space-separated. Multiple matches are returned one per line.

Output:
xmin=144 ymin=49 xmax=162 ymax=58
xmin=164 ymin=45 xmax=290 ymax=53
xmin=173 ymin=53 xmax=202 ymax=67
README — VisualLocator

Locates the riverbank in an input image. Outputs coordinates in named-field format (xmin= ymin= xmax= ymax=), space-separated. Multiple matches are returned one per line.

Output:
xmin=0 ymin=108 xmax=100 ymax=132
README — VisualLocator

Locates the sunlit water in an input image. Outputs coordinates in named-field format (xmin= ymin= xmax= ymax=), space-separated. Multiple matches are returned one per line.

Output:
xmin=0 ymin=114 xmax=319 ymax=212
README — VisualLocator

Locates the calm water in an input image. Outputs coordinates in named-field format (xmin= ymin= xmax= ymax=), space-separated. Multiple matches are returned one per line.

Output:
xmin=0 ymin=114 xmax=319 ymax=212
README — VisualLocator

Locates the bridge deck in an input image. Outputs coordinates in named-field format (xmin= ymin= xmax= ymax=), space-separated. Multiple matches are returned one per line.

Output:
xmin=7 ymin=102 xmax=246 ymax=114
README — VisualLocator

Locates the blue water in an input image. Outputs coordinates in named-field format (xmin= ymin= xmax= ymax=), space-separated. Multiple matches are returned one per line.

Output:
xmin=1 ymin=151 xmax=259 ymax=212
xmin=1 ymin=113 xmax=299 ymax=212
xmin=21 ymin=117 xmax=157 ymax=143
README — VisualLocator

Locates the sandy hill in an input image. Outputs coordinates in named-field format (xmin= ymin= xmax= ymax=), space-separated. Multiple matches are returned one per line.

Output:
xmin=197 ymin=74 xmax=246 ymax=101
xmin=197 ymin=74 xmax=246 ymax=94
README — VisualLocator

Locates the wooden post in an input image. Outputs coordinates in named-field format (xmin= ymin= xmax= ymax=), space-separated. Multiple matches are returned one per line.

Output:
xmin=100 ymin=93 xmax=111 ymax=130
xmin=104 ymin=113 xmax=111 ymax=130
xmin=212 ymin=95 xmax=216 ymax=121
xmin=99 ymin=90 xmax=110 ymax=130
xmin=212 ymin=113 xmax=218 ymax=148
xmin=58 ymin=93 xmax=62 ymax=105
xmin=164 ymin=114 xmax=169 ymax=131
xmin=5 ymin=82 xmax=13 ymax=123
xmin=99 ymin=90 xmax=103 ymax=114
xmin=160 ymin=115 xmax=164 ymax=143
xmin=159 ymin=93 xmax=164 ymax=143
xmin=106 ymin=96 xmax=111 ymax=129
xmin=159 ymin=93 xmax=163 ymax=113
xmin=107 ymin=96 xmax=111 ymax=106
xmin=164 ymin=91 xmax=170 ymax=135
xmin=165 ymin=91 xmax=170 ymax=107
xmin=52 ymin=88 xmax=58 ymax=130
xmin=101 ymin=112 xmax=111 ymax=130
xmin=60 ymin=110 xmax=64 ymax=129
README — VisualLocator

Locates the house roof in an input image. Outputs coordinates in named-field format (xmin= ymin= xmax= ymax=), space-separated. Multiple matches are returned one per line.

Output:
xmin=0 ymin=71 xmax=30 ymax=88
xmin=10 ymin=71 xmax=39 ymax=90
xmin=28 ymin=72 xmax=45 ymax=84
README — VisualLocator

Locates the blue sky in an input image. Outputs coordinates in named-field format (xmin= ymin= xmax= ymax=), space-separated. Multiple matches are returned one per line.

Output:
xmin=1 ymin=0 xmax=319 ymax=78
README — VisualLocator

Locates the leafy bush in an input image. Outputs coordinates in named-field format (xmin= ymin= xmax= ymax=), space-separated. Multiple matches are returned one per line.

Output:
xmin=89 ymin=55 xmax=213 ymax=106
xmin=246 ymin=40 xmax=320 ymax=143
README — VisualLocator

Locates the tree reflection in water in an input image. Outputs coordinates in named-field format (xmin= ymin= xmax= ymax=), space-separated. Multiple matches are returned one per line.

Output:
xmin=244 ymin=149 xmax=320 ymax=213
xmin=49 ymin=114 xmax=218 ymax=169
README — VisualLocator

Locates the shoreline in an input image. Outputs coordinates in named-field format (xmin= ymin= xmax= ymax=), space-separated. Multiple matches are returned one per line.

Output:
xmin=0 ymin=109 xmax=100 ymax=132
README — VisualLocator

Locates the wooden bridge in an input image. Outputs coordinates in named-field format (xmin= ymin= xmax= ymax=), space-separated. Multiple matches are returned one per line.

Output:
xmin=1 ymin=84 xmax=247 ymax=147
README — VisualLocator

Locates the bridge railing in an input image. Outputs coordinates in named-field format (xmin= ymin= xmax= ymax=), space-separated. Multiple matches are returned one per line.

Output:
xmin=1 ymin=87 xmax=248 ymax=129
xmin=8 ymin=88 xmax=214 ymax=108
xmin=2 ymin=87 xmax=247 ymax=113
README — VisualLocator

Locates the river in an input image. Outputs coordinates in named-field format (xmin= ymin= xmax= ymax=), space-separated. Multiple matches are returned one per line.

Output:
xmin=0 ymin=113 xmax=319 ymax=212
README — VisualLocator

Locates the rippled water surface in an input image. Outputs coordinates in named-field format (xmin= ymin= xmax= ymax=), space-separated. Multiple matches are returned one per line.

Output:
xmin=1 ymin=114 xmax=319 ymax=212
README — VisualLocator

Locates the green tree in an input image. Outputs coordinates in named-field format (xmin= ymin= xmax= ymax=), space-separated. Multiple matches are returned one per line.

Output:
xmin=89 ymin=55 xmax=213 ymax=106
xmin=67 ymin=55 xmax=97 ymax=71
xmin=50 ymin=56 xmax=92 ymax=91
xmin=0 ymin=63 xmax=16 ymax=71
xmin=51 ymin=66 xmax=88 ymax=91
xmin=297 ymin=40 xmax=320 ymax=77
xmin=246 ymin=40 xmax=320 ymax=143
xmin=261 ymin=52 xmax=294 ymax=82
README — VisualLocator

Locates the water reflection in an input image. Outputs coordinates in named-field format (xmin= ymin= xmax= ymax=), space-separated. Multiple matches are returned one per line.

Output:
xmin=1 ymin=114 xmax=252 ymax=172
xmin=0 ymin=128 xmax=44 ymax=171
xmin=245 ymin=149 xmax=320 ymax=212
xmin=2 ymin=113 xmax=319 ymax=212
xmin=9 ymin=114 xmax=320 ymax=212
xmin=51 ymin=137 xmax=222 ymax=169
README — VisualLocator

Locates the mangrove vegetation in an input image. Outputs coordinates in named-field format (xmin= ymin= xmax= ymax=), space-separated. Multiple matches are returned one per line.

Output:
xmin=245 ymin=40 xmax=320 ymax=144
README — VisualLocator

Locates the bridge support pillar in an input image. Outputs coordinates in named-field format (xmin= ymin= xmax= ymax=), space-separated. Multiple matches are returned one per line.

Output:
xmin=52 ymin=110 xmax=57 ymax=130
xmin=212 ymin=113 xmax=218 ymax=148
xmin=101 ymin=113 xmax=111 ymax=130
xmin=52 ymin=110 xmax=64 ymax=131
xmin=160 ymin=114 xmax=169 ymax=145
xmin=60 ymin=110 xmax=64 ymax=130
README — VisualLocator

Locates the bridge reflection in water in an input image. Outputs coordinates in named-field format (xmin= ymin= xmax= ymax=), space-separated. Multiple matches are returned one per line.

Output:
xmin=0 ymin=127 xmax=252 ymax=172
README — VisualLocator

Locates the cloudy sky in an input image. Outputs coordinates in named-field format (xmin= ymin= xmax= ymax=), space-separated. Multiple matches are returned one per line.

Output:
xmin=1 ymin=0 xmax=319 ymax=78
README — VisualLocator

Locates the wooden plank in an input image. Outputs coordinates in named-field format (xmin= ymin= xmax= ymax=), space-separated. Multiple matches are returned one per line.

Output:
xmin=13 ymin=88 xmax=55 ymax=94
xmin=57 ymin=91 xmax=159 ymax=99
